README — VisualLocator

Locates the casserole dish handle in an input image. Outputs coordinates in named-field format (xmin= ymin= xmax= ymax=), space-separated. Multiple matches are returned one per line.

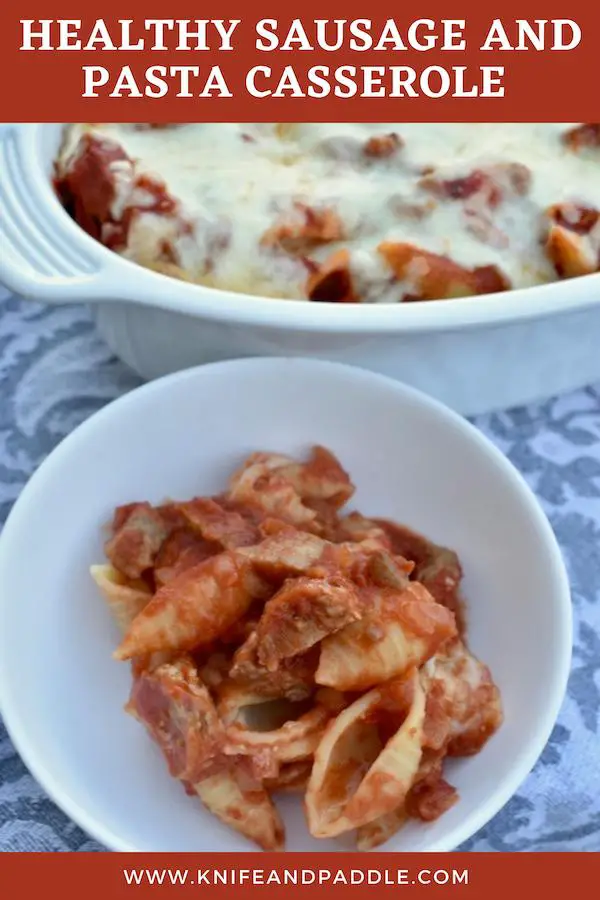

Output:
xmin=0 ymin=125 xmax=166 ymax=306
xmin=0 ymin=125 xmax=108 ymax=301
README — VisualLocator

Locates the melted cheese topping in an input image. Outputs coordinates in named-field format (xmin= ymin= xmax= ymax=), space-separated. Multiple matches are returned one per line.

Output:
xmin=58 ymin=123 xmax=600 ymax=301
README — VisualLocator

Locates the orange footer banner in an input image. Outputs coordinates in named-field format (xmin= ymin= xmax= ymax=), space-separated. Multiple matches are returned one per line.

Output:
xmin=1 ymin=853 xmax=599 ymax=899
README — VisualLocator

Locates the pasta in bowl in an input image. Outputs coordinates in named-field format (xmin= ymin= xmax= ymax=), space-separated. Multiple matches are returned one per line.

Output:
xmin=93 ymin=447 xmax=502 ymax=850
xmin=0 ymin=359 xmax=571 ymax=851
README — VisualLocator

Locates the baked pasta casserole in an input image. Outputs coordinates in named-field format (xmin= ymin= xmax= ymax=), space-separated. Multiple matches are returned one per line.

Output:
xmin=56 ymin=123 xmax=600 ymax=303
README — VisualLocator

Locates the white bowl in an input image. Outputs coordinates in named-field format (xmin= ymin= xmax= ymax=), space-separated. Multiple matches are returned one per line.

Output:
xmin=0 ymin=358 xmax=571 ymax=852
xmin=0 ymin=124 xmax=599 ymax=415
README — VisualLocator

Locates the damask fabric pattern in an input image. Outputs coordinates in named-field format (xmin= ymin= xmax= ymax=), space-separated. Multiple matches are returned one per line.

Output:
xmin=0 ymin=286 xmax=598 ymax=853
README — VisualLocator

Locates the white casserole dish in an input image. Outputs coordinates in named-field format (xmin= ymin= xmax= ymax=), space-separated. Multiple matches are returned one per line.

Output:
xmin=1 ymin=123 xmax=599 ymax=415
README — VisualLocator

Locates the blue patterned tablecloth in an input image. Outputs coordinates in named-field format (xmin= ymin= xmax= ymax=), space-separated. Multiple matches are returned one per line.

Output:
xmin=0 ymin=286 xmax=598 ymax=852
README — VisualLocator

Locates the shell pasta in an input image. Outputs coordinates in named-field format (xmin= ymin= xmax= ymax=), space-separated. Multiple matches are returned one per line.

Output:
xmin=92 ymin=446 xmax=503 ymax=850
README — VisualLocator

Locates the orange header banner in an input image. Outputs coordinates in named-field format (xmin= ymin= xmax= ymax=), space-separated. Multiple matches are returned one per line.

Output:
xmin=2 ymin=853 xmax=600 ymax=899
xmin=0 ymin=0 xmax=598 ymax=121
